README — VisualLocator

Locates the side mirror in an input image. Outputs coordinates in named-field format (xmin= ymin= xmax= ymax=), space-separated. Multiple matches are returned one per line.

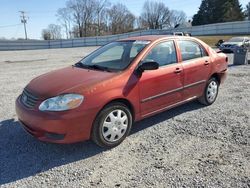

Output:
xmin=138 ymin=61 xmax=159 ymax=73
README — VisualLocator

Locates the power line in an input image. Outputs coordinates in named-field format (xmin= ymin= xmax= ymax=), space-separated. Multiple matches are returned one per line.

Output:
xmin=19 ymin=11 xmax=28 ymax=40
xmin=13 ymin=24 xmax=22 ymax=38
xmin=0 ymin=24 xmax=22 ymax=28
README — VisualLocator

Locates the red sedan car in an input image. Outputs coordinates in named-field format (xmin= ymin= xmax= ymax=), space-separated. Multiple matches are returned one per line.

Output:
xmin=16 ymin=36 xmax=228 ymax=147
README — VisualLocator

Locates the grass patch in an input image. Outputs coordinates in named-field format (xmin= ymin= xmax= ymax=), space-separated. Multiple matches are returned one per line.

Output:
xmin=196 ymin=35 xmax=250 ymax=47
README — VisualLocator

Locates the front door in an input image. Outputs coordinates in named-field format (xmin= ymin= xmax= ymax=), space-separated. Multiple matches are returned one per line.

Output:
xmin=138 ymin=40 xmax=184 ymax=117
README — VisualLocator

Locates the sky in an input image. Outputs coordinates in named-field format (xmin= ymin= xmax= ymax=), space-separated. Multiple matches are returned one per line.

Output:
xmin=0 ymin=0 xmax=249 ymax=40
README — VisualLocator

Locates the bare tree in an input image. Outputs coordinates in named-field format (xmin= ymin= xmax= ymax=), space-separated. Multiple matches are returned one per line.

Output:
xmin=94 ymin=0 xmax=110 ymax=36
xmin=57 ymin=8 xmax=72 ymax=39
xmin=136 ymin=16 xmax=149 ymax=29
xmin=56 ymin=0 xmax=190 ymax=37
xmin=41 ymin=24 xmax=62 ymax=40
xmin=66 ymin=0 xmax=83 ymax=37
xmin=67 ymin=0 xmax=96 ymax=37
xmin=140 ymin=0 xmax=171 ymax=29
xmin=169 ymin=10 xmax=187 ymax=28
xmin=49 ymin=24 xmax=62 ymax=39
xmin=108 ymin=3 xmax=135 ymax=34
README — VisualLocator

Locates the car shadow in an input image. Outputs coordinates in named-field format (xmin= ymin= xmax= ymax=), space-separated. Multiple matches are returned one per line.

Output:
xmin=228 ymin=64 xmax=239 ymax=68
xmin=0 ymin=101 xmax=204 ymax=185
xmin=130 ymin=101 xmax=204 ymax=134
xmin=228 ymin=62 xmax=250 ymax=67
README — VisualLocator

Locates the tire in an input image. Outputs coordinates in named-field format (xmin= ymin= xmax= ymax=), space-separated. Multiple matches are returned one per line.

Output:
xmin=91 ymin=102 xmax=133 ymax=148
xmin=198 ymin=77 xmax=219 ymax=106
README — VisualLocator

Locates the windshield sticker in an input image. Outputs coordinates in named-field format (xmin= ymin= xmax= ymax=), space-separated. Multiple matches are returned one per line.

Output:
xmin=134 ymin=41 xmax=150 ymax=45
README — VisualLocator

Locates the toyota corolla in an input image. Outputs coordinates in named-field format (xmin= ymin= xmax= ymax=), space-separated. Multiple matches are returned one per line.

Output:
xmin=16 ymin=36 xmax=228 ymax=148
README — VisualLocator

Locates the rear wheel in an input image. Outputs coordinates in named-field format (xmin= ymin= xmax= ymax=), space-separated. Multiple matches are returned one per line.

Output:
xmin=91 ymin=102 xmax=132 ymax=148
xmin=198 ymin=77 xmax=219 ymax=105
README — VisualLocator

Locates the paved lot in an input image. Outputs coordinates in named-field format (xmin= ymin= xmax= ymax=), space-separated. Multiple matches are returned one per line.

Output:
xmin=0 ymin=47 xmax=249 ymax=187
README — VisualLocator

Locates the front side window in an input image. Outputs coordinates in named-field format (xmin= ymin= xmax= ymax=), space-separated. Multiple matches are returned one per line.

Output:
xmin=77 ymin=41 xmax=150 ymax=71
xmin=178 ymin=40 xmax=207 ymax=61
xmin=143 ymin=41 xmax=177 ymax=67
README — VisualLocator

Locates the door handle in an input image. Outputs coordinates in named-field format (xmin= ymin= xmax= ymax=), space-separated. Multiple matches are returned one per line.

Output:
xmin=174 ymin=67 xmax=182 ymax=74
xmin=204 ymin=60 xmax=210 ymax=65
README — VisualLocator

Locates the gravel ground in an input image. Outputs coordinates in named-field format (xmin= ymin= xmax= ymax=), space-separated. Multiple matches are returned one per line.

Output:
xmin=0 ymin=47 xmax=249 ymax=188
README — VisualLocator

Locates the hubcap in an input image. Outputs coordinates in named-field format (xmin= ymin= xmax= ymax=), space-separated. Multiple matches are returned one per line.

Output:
xmin=102 ymin=109 xmax=128 ymax=142
xmin=207 ymin=81 xmax=218 ymax=103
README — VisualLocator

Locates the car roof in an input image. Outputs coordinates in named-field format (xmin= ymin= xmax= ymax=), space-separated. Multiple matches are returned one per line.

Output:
xmin=119 ymin=35 xmax=193 ymax=42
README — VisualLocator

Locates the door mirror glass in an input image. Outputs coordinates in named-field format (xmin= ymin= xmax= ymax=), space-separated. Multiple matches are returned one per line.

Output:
xmin=138 ymin=61 xmax=159 ymax=72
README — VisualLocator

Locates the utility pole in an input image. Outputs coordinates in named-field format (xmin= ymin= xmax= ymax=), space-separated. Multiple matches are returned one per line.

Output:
xmin=19 ymin=11 xmax=28 ymax=40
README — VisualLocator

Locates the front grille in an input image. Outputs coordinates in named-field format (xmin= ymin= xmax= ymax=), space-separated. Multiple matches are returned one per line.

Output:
xmin=21 ymin=88 xmax=39 ymax=109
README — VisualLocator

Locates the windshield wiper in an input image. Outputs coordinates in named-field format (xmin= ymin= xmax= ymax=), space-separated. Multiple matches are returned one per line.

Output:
xmin=88 ymin=65 xmax=112 ymax=72
xmin=74 ymin=62 xmax=90 ymax=68
xmin=74 ymin=62 xmax=112 ymax=72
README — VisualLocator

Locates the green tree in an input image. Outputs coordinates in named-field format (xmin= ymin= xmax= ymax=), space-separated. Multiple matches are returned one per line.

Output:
xmin=222 ymin=0 xmax=245 ymax=22
xmin=192 ymin=0 xmax=244 ymax=25
xmin=246 ymin=2 xmax=250 ymax=20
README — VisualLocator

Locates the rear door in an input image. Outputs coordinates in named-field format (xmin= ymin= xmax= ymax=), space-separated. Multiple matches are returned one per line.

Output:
xmin=177 ymin=40 xmax=211 ymax=100
xmin=138 ymin=40 xmax=184 ymax=117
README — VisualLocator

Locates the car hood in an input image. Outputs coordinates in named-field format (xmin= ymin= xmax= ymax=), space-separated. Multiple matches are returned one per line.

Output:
xmin=222 ymin=42 xmax=243 ymax=46
xmin=27 ymin=66 xmax=116 ymax=98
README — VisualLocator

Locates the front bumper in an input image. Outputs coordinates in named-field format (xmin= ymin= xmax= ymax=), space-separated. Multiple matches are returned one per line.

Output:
xmin=15 ymin=96 xmax=98 ymax=144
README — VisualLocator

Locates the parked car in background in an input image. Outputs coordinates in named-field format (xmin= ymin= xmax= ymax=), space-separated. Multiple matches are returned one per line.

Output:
xmin=173 ymin=32 xmax=191 ymax=36
xmin=16 ymin=36 xmax=228 ymax=148
xmin=219 ymin=37 xmax=250 ymax=53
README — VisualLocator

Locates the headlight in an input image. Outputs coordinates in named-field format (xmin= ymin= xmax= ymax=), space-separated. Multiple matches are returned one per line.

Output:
xmin=39 ymin=94 xmax=84 ymax=112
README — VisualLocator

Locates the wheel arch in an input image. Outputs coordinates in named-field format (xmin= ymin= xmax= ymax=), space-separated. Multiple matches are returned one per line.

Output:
xmin=102 ymin=98 xmax=135 ymax=121
xmin=210 ymin=73 xmax=221 ymax=84
xmin=90 ymin=98 xmax=134 ymax=148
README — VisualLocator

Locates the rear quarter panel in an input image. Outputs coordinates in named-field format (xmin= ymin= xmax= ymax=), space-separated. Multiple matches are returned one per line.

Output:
xmin=208 ymin=48 xmax=228 ymax=82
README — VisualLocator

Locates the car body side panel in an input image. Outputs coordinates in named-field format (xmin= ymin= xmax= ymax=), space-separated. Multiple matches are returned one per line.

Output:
xmin=175 ymin=39 xmax=212 ymax=99
xmin=74 ymin=71 xmax=141 ymax=121
xmin=138 ymin=64 xmax=184 ymax=116
xmin=180 ymin=57 xmax=211 ymax=99
xmin=209 ymin=48 xmax=228 ymax=83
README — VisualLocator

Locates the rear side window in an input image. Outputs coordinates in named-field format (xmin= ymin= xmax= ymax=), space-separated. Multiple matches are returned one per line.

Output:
xmin=178 ymin=40 xmax=207 ymax=61
xmin=143 ymin=41 xmax=177 ymax=67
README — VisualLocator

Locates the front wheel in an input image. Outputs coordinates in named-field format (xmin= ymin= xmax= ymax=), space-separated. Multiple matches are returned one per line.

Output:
xmin=91 ymin=102 xmax=132 ymax=148
xmin=198 ymin=78 xmax=219 ymax=105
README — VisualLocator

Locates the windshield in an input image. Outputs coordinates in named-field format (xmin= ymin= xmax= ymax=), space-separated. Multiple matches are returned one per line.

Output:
xmin=228 ymin=37 xmax=244 ymax=42
xmin=76 ymin=40 xmax=150 ymax=71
